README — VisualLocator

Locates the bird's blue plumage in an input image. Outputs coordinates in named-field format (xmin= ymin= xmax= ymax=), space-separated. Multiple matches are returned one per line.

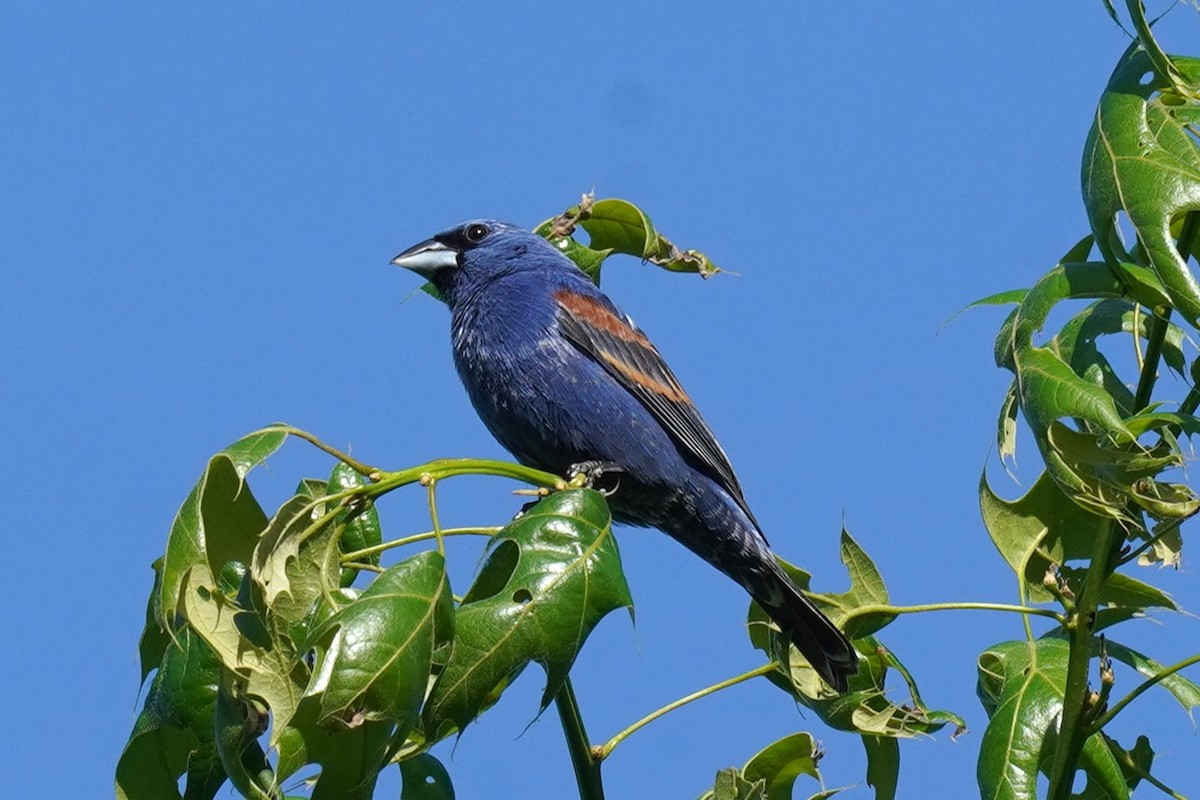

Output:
xmin=393 ymin=220 xmax=859 ymax=691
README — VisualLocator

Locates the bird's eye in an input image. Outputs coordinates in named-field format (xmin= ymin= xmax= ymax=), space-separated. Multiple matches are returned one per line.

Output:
xmin=464 ymin=223 xmax=490 ymax=243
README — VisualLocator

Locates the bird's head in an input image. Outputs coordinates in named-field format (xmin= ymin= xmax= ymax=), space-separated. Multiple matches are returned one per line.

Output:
xmin=392 ymin=220 xmax=562 ymax=306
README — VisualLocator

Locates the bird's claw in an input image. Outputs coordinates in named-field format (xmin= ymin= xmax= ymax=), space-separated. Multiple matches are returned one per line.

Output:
xmin=567 ymin=460 xmax=624 ymax=496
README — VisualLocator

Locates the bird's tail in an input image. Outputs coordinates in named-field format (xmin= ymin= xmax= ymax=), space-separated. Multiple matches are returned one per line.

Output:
xmin=749 ymin=559 xmax=859 ymax=693
xmin=658 ymin=485 xmax=859 ymax=693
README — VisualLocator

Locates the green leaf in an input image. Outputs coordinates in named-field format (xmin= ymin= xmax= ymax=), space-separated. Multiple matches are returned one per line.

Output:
xmin=861 ymin=735 xmax=898 ymax=800
xmin=976 ymin=638 xmax=1129 ymax=800
xmin=213 ymin=674 xmax=278 ymax=800
xmin=181 ymin=562 xmax=309 ymax=745
xmin=160 ymin=428 xmax=287 ymax=623
xmin=741 ymin=733 xmax=824 ymax=800
xmin=1083 ymin=46 xmax=1200 ymax=325
xmin=979 ymin=470 xmax=1104 ymax=602
xmin=306 ymin=551 xmax=453 ymax=732
xmin=1104 ymin=639 xmax=1200 ymax=719
xmin=252 ymin=494 xmax=344 ymax=627
xmin=700 ymin=769 xmax=766 ymax=800
xmin=139 ymin=558 xmax=171 ymax=684
xmin=399 ymin=754 xmax=455 ymax=800
xmin=813 ymin=530 xmax=895 ymax=639
xmin=538 ymin=196 xmax=722 ymax=283
xmin=273 ymin=697 xmax=394 ymax=800
xmin=997 ymin=382 xmax=1020 ymax=470
xmin=327 ymin=463 xmax=383 ymax=587
xmin=1059 ymin=567 xmax=1178 ymax=613
xmin=116 ymin=628 xmax=226 ymax=800
xmin=422 ymin=489 xmax=631 ymax=739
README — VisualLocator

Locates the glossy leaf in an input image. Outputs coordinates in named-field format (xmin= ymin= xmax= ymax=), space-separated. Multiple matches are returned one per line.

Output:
xmin=976 ymin=638 xmax=1128 ymax=800
xmin=422 ymin=489 xmax=631 ymax=738
xmin=811 ymin=530 xmax=895 ymax=639
xmin=116 ymin=629 xmax=226 ymax=800
xmin=159 ymin=428 xmax=287 ymax=623
xmin=1083 ymin=47 xmax=1200 ymax=324
xmin=327 ymin=463 xmax=383 ymax=586
xmin=305 ymin=551 xmax=453 ymax=731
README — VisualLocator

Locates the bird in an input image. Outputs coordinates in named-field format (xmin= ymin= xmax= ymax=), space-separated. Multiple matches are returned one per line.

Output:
xmin=392 ymin=219 xmax=859 ymax=692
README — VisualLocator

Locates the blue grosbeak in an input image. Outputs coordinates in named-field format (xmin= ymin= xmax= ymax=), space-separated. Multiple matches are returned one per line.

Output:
xmin=393 ymin=220 xmax=858 ymax=691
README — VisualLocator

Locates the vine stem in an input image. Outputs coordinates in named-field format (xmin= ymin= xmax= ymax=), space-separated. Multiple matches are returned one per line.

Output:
xmin=554 ymin=677 xmax=605 ymax=800
xmin=596 ymin=662 xmax=778 ymax=761
xmin=1088 ymin=652 xmax=1200 ymax=733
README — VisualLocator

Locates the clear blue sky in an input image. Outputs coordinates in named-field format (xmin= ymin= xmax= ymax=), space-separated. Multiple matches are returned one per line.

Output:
xmin=3 ymin=4 xmax=1197 ymax=798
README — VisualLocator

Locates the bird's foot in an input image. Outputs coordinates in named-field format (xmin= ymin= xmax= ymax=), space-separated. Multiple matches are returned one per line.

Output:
xmin=567 ymin=460 xmax=625 ymax=496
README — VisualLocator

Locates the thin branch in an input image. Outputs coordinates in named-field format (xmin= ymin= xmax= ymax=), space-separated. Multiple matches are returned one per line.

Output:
xmin=597 ymin=662 xmax=778 ymax=760
xmin=340 ymin=527 xmax=500 ymax=563
xmin=271 ymin=424 xmax=379 ymax=476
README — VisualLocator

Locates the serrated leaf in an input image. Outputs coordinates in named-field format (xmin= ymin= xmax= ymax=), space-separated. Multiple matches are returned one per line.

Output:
xmin=399 ymin=754 xmax=455 ymax=800
xmin=422 ymin=489 xmax=631 ymax=738
xmin=306 ymin=551 xmax=453 ymax=732
xmin=976 ymin=638 xmax=1129 ymax=800
xmin=160 ymin=428 xmax=287 ymax=624
xmin=1083 ymin=46 xmax=1200 ymax=325
xmin=116 ymin=628 xmax=226 ymax=800
xmin=252 ymin=495 xmax=344 ymax=627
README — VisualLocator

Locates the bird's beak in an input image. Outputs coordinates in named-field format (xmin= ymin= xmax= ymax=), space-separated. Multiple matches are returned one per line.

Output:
xmin=390 ymin=238 xmax=459 ymax=279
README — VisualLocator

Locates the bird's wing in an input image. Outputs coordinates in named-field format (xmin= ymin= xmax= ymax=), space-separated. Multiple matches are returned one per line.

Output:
xmin=553 ymin=289 xmax=751 ymax=512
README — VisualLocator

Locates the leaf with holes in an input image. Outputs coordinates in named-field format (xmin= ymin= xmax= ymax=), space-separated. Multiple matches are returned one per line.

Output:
xmin=422 ymin=489 xmax=631 ymax=739
xmin=1083 ymin=47 xmax=1200 ymax=324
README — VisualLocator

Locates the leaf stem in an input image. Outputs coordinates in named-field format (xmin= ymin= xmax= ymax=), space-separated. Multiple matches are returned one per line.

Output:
xmin=425 ymin=479 xmax=445 ymax=556
xmin=339 ymin=527 xmax=501 ymax=563
xmin=271 ymin=424 xmax=379 ymax=476
xmin=1088 ymin=652 xmax=1200 ymax=733
xmin=554 ymin=677 xmax=605 ymax=800
xmin=596 ymin=661 xmax=778 ymax=761
xmin=848 ymin=601 xmax=1063 ymax=622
